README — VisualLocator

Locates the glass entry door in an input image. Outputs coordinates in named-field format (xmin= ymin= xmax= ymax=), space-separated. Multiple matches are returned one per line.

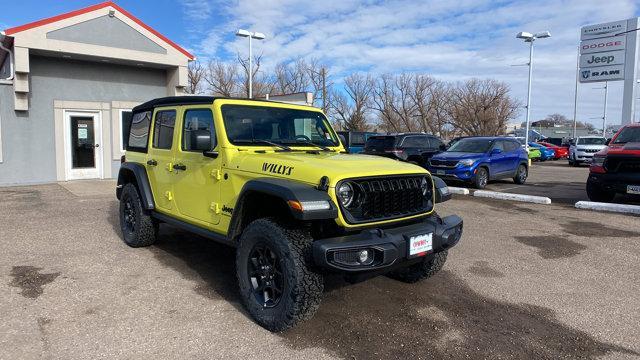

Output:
xmin=65 ymin=111 xmax=102 ymax=180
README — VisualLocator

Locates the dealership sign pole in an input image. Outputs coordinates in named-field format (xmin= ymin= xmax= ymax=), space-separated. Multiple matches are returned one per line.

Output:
xmin=579 ymin=18 xmax=639 ymax=125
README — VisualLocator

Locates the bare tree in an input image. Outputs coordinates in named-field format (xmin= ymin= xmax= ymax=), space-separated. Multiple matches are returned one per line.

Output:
xmin=447 ymin=79 xmax=520 ymax=136
xmin=273 ymin=59 xmax=311 ymax=95
xmin=204 ymin=59 xmax=239 ymax=97
xmin=330 ymin=73 xmax=374 ymax=131
xmin=187 ymin=61 xmax=206 ymax=94
xmin=238 ymin=53 xmax=274 ymax=98
xmin=306 ymin=58 xmax=332 ymax=112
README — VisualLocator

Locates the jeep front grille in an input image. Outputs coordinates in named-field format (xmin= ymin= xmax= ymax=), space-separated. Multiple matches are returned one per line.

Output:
xmin=605 ymin=156 xmax=640 ymax=173
xmin=338 ymin=175 xmax=433 ymax=224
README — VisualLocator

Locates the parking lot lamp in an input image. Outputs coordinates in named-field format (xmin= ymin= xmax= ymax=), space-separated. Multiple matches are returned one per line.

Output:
xmin=236 ymin=29 xmax=266 ymax=99
xmin=516 ymin=31 xmax=551 ymax=149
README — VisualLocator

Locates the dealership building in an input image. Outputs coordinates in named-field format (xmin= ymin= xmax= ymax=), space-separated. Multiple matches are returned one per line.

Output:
xmin=0 ymin=1 xmax=193 ymax=186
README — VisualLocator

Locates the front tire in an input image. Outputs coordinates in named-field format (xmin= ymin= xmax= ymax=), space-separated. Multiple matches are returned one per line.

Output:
xmin=387 ymin=251 xmax=448 ymax=283
xmin=119 ymin=183 xmax=158 ymax=247
xmin=236 ymin=218 xmax=323 ymax=332
xmin=586 ymin=181 xmax=616 ymax=203
xmin=513 ymin=164 xmax=528 ymax=184
xmin=474 ymin=167 xmax=489 ymax=189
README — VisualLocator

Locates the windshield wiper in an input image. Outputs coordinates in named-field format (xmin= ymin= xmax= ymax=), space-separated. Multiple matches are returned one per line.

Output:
xmin=284 ymin=139 xmax=333 ymax=152
xmin=234 ymin=139 xmax=291 ymax=151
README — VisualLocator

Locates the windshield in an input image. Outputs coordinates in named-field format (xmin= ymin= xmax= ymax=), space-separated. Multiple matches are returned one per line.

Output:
xmin=613 ymin=127 xmax=640 ymax=144
xmin=221 ymin=104 xmax=339 ymax=147
xmin=577 ymin=138 xmax=606 ymax=145
xmin=447 ymin=138 xmax=492 ymax=153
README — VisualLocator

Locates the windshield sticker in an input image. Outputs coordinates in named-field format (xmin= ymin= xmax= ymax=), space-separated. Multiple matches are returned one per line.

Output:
xmin=262 ymin=162 xmax=294 ymax=176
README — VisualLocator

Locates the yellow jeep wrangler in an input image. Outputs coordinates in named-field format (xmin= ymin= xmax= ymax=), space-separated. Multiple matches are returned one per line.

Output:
xmin=116 ymin=96 xmax=463 ymax=331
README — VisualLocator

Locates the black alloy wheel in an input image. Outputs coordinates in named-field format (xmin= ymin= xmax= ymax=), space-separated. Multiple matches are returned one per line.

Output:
xmin=248 ymin=243 xmax=285 ymax=308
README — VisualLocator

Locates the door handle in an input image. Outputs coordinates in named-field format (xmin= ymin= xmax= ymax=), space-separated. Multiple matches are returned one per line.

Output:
xmin=147 ymin=159 xmax=158 ymax=166
xmin=173 ymin=163 xmax=187 ymax=171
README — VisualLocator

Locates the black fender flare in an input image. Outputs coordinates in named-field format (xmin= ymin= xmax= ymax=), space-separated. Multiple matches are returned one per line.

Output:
xmin=116 ymin=162 xmax=155 ymax=211
xmin=432 ymin=176 xmax=451 ymax=203
xmin=228 ymin=178 xmax=338 ymax=240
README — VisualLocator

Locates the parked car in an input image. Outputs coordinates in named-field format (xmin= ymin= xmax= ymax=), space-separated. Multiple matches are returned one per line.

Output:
xmin=543 ymin=137 xmax=571 ymax=147
xmin=117 ymin=96 xmax=462 ymax=331
xmin=586 ymin=123 xmax=640 ymax=202
xmin=537 ymin=141 xmax=568 ymax=159
xmin=427 ymin=137 xmax=529 ymax=189
xmin=528 ymin=142 xmax=555 ymax=161
xmin=514 ymin=137 xmax=542 ymax=161
xmin=569 ymin=136 xmax=607 ymax=166
xmin=337 ymin=131 xmax=378 ymax=153
xmin=363 ymin=133 xmax=445 ymax=166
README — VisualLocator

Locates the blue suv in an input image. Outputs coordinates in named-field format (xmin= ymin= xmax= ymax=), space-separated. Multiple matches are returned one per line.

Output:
xmin=428 ymin=137 xmax=529 ymax=189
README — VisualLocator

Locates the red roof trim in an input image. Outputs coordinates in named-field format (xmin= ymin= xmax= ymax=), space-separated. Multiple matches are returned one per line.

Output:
xmin=4 ymin=1 xmax=195 ymax=60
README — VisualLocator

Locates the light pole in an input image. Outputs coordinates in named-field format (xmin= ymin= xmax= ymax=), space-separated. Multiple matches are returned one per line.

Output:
xmin=516 ymin=31 xmax=551 ymax=149
xmin=602 ymin=81 xmax=609 ymax=136
xmin=236 ymin=29 xmax=266 ymax=99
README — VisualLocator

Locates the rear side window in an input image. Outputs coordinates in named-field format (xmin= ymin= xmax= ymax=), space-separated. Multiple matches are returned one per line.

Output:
xmin=492 ymin=140 xmax=505 ymax=152
xmin=366 ymin=136 xmax=396 ymax=149
xmin=152 ymin=110 xmax=176 ymax=150
xmin=351 ymin=133 xmax=366 ymax=146
xmin=182 ymin=109 xmax=215 ymax=151
xmin=504 ymin=141 xmax=520 ymax=152
xmin=127 ymin=110 xmax=152 ymax=151
xmin=401 ymin=136 xmax=427 ymax=148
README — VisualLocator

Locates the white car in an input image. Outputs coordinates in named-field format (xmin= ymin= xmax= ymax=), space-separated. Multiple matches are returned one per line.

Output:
xmin=568 ymin=136 xmax=607 ymax=166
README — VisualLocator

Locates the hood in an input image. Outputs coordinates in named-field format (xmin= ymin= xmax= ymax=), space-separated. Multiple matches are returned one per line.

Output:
xmin=227 ymin=150 xmax=427 ymax=188
xmin=596 ymin=143 xmax=640 ymax=156
xmin=432 ymin=151 xmax=485 ymax=161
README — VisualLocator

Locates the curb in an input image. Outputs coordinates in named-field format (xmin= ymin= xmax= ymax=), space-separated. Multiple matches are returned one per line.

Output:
xmin=448 ymin=187 xmax=470 ymax=195
xmin=473 ymin=190 xmax=552 ymax=204
xmin=575 ymin=201 xmax=640 ymax=215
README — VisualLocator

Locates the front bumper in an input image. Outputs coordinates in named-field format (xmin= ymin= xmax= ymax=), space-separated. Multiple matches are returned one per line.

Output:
xmin=312 ymin=215 xmax=463 ymax=273
xmin=574 ymin=152 xmax=595 ymax=162
xmin=587 ymin=172 xmax=640 ymax=194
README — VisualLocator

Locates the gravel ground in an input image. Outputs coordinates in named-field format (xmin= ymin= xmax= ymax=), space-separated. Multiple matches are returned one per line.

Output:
xmin=1 ymin=181 xmax=639 ymax=359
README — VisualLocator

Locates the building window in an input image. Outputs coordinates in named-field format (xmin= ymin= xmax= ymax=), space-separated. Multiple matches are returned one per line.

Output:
xmin=119 ymin=109 xmax=133 ymax=152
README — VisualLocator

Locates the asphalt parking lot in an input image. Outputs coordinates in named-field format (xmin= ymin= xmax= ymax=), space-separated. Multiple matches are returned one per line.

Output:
xmin=450 ymin=160 xmax=640 ymax=205
xmin=1 ymin=179 xmax=639 ymax=359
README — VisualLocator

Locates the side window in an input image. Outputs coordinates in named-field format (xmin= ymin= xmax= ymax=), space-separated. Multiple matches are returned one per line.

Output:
xmin=127 ymin=110 xmax=152 ymax=151
xmin=505 ymin=141 xmax=519 ymax=152
xmin=182 ymin=109 xmax=215 ymax=151
xmin=351 ymin=133 xmax=366 ymax=146
xmin=152 ymin=110 xmax=176 ymax=150
xmin=402 ymin=136 xmax=426 ymax=148
xmin=430 ymin=138 xmax=444 ymax=150
xmin=492 ymin=140 xmax=505 ymax=152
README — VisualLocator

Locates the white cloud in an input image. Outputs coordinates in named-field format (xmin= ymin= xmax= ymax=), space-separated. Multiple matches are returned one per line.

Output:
xmin=194 ymin=0 xmax=638 ymax=125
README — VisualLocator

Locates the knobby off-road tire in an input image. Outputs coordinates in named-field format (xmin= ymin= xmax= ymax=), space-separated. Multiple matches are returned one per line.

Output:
xmin=236 ymin=218 xmax=324 ymax=332
xmin=387 ymin=250 xmax=448 ymax=284
xmin=119 ymin=183 xmax=158 ymax=247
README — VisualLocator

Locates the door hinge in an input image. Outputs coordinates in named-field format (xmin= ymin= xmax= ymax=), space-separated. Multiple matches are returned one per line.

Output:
xmin=210 ymin=169 xmax=222 ymax=181
xmin=210 ymin=202 xmax=221 ymax=214
xmin=166 ymin=162 xmax=173 ymax=172
xmin=164 ymin=191 xmax=173 ymax=201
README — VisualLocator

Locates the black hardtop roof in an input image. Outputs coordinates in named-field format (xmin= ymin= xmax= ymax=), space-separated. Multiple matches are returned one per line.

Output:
xmin=132 ymin=96 xmax=319 ymax=113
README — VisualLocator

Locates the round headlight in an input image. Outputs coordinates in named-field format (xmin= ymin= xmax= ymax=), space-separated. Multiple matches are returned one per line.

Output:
xmin=337 ymin=182 xmax=355 ymax=207
xmin=420 ymin=177 xmax=429 ymax=196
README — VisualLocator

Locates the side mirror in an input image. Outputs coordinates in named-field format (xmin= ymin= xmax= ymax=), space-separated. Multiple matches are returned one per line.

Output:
xmin=433 ymin=176 xmax=451 ymax=203
xmin=191 ymin=130 xmax=213 ymax=151
xmin=203 ymin=150 xmax=219 ymax=158
xmin=338 ymin=134 xmax=349 ymax=153
xmin=491 ymin=148 xmax=502 ymax=155
xmin=439 ymin=144 xmax=447 ymax=151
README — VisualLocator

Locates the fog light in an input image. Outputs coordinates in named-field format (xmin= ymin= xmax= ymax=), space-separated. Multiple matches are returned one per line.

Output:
xmin=358 ymin=249 xmax=371 ymax=264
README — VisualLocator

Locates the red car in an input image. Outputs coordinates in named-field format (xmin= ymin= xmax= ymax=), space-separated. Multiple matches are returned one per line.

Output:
xmin=586 ymin=123 xmax=640 ymax=202
xmin=537 ymin=141 xmax=568 ymax=159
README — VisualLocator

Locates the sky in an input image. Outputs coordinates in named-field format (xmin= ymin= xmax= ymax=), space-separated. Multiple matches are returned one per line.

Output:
xmin=2 ymin=0 xmax=639 ymax=127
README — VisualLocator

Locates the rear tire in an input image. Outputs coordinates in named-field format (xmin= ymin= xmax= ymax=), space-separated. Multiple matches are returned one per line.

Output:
xmin=236 ymin=218 xmax=323 ymax=332
xmin=474 ymin=167 xmax=489 ymax=189
xmin=586 ymin=181 xmax=616 ymax=203
xmin=119 ymin=183 xmax=158 ymax=247
xmin=513 ymin=164 xmax=528 ymax=184
xmin=387 ymin=251 xmax=448 ymax=283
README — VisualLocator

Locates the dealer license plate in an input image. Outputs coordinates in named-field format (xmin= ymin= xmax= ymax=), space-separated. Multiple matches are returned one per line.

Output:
xmin=436 ymin=170 xmax=445 ymax=176
xmin=409 ymin=233 xmax=433 ymax=257
xmin=628 ymin=185 xmax=640 ymax=195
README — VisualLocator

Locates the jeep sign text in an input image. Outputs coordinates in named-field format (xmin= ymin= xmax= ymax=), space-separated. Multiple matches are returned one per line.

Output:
xmin=579 ymin=50 xmax=625 ymax=68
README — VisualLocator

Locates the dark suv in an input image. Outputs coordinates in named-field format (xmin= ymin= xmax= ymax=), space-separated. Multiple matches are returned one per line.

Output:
xmin=363 ymin=133 xmax=445 ymax=166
